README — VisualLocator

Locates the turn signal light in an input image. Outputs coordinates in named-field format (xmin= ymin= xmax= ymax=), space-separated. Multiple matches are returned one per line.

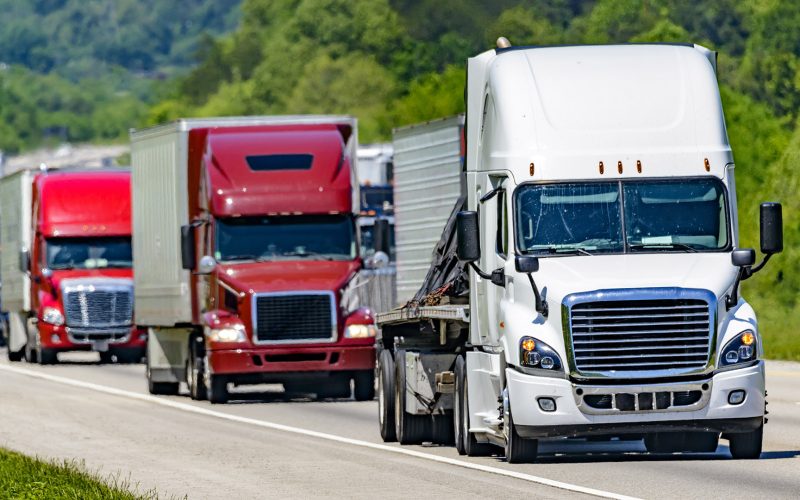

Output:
xmin=521 ymin=338 xmax=536 ymax=352
xmin=741 ymin=331 xmax=755 ymax=346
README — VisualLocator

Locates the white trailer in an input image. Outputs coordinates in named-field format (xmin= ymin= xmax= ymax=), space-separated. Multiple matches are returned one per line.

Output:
xmin=0 ymin=170 xmax=32 ymax=357
xmin=376 ymin=41 xmax=782 ymax=462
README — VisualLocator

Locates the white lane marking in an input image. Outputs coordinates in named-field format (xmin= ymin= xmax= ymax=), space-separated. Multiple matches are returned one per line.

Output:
xmin=0 ymin=364 xmax=638 ymax=500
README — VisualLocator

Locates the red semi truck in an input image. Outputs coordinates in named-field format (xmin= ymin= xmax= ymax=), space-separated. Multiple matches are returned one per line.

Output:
xmin=131 ymin=116 xmax=378 ymax=403
xmin=0 ymin=168 xmax=146 ymax=364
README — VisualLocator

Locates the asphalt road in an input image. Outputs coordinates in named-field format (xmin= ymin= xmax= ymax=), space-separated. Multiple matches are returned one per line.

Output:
xmin=0 ymin=352 xmax=798 ymax=499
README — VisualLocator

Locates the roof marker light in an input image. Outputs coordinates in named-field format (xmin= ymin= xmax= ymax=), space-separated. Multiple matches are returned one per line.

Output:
xmin=704 ymin=158 xmax=711 ymax=172
xmin=617 ymin=161 xmax=623 ymax=174
xmin=496 ymin=37 xmax=511 ymax=49
xmin=529 ymin=162 xmax=535 ymax=176
xmin=636 ymin=160 xmax=642 ymax=173
xmin=599 ymin=161 xmax=604 ymax=174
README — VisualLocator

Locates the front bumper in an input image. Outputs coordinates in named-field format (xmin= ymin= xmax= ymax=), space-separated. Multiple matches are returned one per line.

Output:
xmin=506 ymin=361 xmax=765 ymax=438
xmin=207 ymin=344 xmax=375 ymax=377
xmin=38 ymin=322 xmax=148 ymax=351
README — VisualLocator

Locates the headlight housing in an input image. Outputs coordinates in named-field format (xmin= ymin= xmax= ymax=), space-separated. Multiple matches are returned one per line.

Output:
xmin=720 ymin=330 xmax=757 ymax=367
xmin=42 ymin=306 xmax=64 ymax=326
xmin=345 ymin=324 xmax=377 ymax=339
xmin=208 ymin=325 xmax=247 ymax=343
xmin=519 ymin=336 xmax=563 ymax=371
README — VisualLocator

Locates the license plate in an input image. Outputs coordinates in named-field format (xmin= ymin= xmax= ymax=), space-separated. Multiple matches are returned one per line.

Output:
xmin=93 ymin=340 xmax=109 ymax=352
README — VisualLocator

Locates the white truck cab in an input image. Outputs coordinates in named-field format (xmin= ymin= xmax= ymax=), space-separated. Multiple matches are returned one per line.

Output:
xmin=376 ymin=42 xmax=783 ymax=462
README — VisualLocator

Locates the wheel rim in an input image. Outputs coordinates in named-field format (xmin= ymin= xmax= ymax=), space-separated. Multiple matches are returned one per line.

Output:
xmin=454 ymin=375 xmax=462 ymax=447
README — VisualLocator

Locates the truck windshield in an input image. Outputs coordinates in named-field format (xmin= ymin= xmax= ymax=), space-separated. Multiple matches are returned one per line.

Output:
xmin=46 ymin=237 xmax=132 ymax=269
xmin=216 ymin=214 xmax=357 ymax=262
xmin=515 ymin=178 xmax=729 ymax=255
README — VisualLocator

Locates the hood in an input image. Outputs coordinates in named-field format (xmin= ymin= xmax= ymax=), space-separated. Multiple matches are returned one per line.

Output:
xmin=217 ymin=260 xmax=361 ymax=294
xmin=532 ymin=253 xmax=737 ymax=306
xmin=49 ymin=268 xmax=133 ymax=291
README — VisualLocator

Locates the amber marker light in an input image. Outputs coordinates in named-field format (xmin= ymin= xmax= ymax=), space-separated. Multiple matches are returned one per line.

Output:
xmin=704 ymin=158 xmax=711 ymax=172
xmin=599 ymin=161 xmax=604 ymax=174
xmin=741 ymin=331 xmax=755 ymax=346
xmin=521 ymin=338 xmax=536 ymax=352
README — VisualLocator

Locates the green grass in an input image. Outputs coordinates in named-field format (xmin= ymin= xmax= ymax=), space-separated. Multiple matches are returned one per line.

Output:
xmin=0 ymin=448 xmax=156 ymax=500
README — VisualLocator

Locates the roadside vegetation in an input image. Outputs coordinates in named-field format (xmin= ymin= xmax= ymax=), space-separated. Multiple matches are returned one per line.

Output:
xmin=1 ymin=0 xmax=799 ymax=359
xmin=0 ymin=447 xmax=155 ymax=499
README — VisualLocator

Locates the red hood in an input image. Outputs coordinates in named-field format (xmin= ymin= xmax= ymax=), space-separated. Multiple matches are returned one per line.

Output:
xmin=49 ymin=268 xmax=133 ymax=290
xmin=217 ymin=260 xmax=360 ymax=294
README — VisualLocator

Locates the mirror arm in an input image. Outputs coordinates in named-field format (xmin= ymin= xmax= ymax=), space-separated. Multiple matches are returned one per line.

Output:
xmin=479 ymin=187 xmax=503 ymax=204
xmin=525 ymin=273 xmax=548 ymax=317
xmin=726 ymin=265 xmax=753 ymax=310
xmin=467 ymin=262 xmax=505 ymax=287
xmin=468 ymin=261 xmax=492 ymax=280
xmin=750 ymin=253 xmax=772 ymax=275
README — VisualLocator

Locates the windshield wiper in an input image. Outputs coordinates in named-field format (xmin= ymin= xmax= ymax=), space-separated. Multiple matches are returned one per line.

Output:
xmin=222 ymin=254 xmax=258 ymax=261
xmin=542 ymin=246 xmax=594 ymax=256
xmin=629 ymin=243 xmax=698 ymax=253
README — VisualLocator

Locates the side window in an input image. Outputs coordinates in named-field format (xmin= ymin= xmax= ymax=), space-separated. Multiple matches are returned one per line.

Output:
xmin=496 ymin=189 xmax=508 ymax=258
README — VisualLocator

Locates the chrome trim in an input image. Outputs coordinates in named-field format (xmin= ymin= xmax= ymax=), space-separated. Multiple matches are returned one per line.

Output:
xmin=562 ymin=288 xmax=718 ymax=380
xmin=60 ymin=277 xmax=134 ymax=329
xmin=250 ymin=290 xmax=337 ymax=345
xmin=219 ymin=280 xmax=245 ymax=298
xmin=574 ymin=379 xmax=712 ymax=415
xmin=66 ymin=327 xmax=131 ymax=344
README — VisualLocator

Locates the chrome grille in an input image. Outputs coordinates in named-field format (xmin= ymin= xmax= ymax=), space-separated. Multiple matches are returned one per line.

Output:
xmin=567 ymin=291 xmax=713 ymax=376
xmin=253 ymin=292 xmax=336 ymax=344
xmin=62 ymin=279 xmax=133 ymax=329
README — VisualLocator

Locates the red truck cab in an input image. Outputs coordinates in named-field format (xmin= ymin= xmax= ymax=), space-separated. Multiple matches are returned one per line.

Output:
xmin=1 ymin=169 xmax=146 ymax=364
xmin=131 ymin=117 xmax=376 ymax=403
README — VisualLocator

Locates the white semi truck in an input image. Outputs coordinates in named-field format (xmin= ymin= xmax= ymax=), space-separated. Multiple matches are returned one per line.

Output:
xmin=375 ymin=41 xmax=783 ymax=462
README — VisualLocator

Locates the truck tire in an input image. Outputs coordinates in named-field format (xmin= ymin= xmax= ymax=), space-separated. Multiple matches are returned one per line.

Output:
xmin=378 ymin=349 xmax=397 ymax=442
xmin=99 ymin=351 xmax=114 ymax=364
xmin=24 ymin=341 xmax=38 ymax=364
xmin=454 ymin=355 xmax=493 ymax=456
xmin=729 ymin=421 xmax=763 ymax=459
xmin=353 ymin=370 xmax=375 ymax=401
xmin=38 ymin=347 xmax=58 ymax=365
xmin=505 ymin=412 xmax=538 ymax=463
xmin=187 ymin=339 xmax=207 ymax=401
xmin=207 ymin=374 xmax=229 ymax=404
xmin=146 ymin=360 xmax=179 ymax=396
xmin=645 ymin=431 xmax=719 ymax=454
xmin=316 ymin=375 xmax=351 ymax=399
xmin=394 ymin=349 xmax=430 ymax=444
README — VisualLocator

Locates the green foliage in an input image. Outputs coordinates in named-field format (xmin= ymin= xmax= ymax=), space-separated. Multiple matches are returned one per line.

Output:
xmin=0 ymin=447 xmax=154 ymax=499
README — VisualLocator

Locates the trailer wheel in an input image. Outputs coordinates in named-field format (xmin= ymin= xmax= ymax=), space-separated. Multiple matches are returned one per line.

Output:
xmin=394 ymin=349 xmax=430 ymax=444
xmin=353 ymin=370 xmax=375 ymax=401
xmin=146 ymin=358 xmax=179 ymax=396
xmin=38 ymin=347 xmax=58 ymax=365
xmin=378 ymin=349 xmax=397 ymax=442
xmin=455 ymin=355 xmax=493 ymax=456
xmin=728 ymin=421 xmax=763 ymax=459
xmin=207 ymin=374 xmax=229 ymax=404
xmin=505 ymin=412 xmax=538 ymax=463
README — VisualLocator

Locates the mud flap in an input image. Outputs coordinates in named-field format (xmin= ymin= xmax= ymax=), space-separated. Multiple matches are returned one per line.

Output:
xmin=7 ymin=312 xmax=27 ymax=353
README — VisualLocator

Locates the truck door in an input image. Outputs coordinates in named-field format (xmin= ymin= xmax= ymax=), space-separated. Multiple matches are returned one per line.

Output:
xmin=475 ymin=174 xmax=507 ymax=347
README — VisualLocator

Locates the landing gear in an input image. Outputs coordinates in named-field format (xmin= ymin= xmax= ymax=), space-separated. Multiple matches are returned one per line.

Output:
xmin=146 ymin=356 xmax=179 ymax=396
xmin=454 ymin=355 xmax=492 ymax=456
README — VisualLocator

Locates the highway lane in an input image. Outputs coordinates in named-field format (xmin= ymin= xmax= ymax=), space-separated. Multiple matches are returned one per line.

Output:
xmin=0 ymin=351 xmax=798 ymax=499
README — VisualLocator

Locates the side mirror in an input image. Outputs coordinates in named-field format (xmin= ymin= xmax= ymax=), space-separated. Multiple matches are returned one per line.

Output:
xmin=373 ymin=218 xmax=391 ymax=255
xmin=731 ymin=249 xmax=755 ymax=267
xmin=760 ymin=202 xmax=783 ymax=255
xmin=515 ymin=255 xmax=540 ymax=273
xmin=181 ymin=224 xmax=196 ymax=270
xmin=197 ymin=255 xmax=216 ymax=275
xmin=456 ymin=211 xmax=480 ymax=262
xmin=365 ymin=251 xmax=390 ymax=270
xmin=19 ymin=247 xmax=30 ymax=273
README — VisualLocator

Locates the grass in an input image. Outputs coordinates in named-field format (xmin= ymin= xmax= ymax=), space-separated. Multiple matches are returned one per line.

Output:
xmin=0 ymin=448 xmax=157 ymax=500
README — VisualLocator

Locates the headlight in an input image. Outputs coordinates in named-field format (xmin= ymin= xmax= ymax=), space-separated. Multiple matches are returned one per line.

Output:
xmin=345 ymin=324 xmax=377 ymax=339
xmin=720 ymin=330 xmax=757 ymax=367
xmin=208 ymin=325 xmax=247 ymax=343
xmin=519 ymin=336 xmax=563 ymax=371
xmin=42 ymin=307 xmax=64 ymax=326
